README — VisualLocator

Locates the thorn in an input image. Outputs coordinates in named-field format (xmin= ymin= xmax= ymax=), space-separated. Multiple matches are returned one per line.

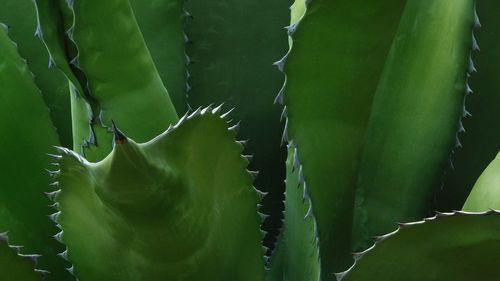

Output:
xmin=111 ymin=120 xmax=128 ymax=145
xmin=58 ymin=250 xmax=68 ymax=260
xmin=472 ymin=33 xmax=480 ymax=51
xmin=468 ymin=55 xmax=476 ymax=73
xmin=19 ymin=254 xmax=41 ymax=264
xmin=280 ymin=106 xmax=287 ymax=121
xmin=48 ymin=212 xmax=61 ymax=223
xmin=66 ymin=266 xmax=75 ymax=275
xmin=281 ymin=120 xmax=288 ymax=146
xmin=286 ymin=23 xmax=298 ymax=35
xmin=474 ymin=7 xmax=481 ymax=28
xmin=212 ymin=103 xmax=224 ymax=114
xmin=242 ymin=155 xmax=253 ymax=164
xmin=220 ymin=108 xmax=234 ymax=119
xmin=35 ymin=270 xmax=50 ymax=277
xmin=0 ymin=232 xmax=8 ymax=242
xmin=47 ymin=153 xmax=62 ymax=160
xmin=53 ymin=232 xmax=63 ymax=243
xmin=304 ymin=204 xmax=313 ymax=219
xmin=34 ymin=25 xmax=42 ymax=38
xmin=258 ymin=212 xmax=269 ymax=222
xmin=248 ymin=170 xmax=259 ymax=180
xmin=188 ymin=107 xmax=202 ymax=119
xmin=228 ymin=121 xmax=240 ymax=132
xmin=273 ymin=55 xmax=287 ymax=72
xmin=274 ymin=84 xmax=285 ymax=105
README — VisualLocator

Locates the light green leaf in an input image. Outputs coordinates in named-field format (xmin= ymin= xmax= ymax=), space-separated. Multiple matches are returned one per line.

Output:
xmin=463 ymin=151 xmax=500 ymax=211
xmin=52 ymin=108 xmax=264 ymax=281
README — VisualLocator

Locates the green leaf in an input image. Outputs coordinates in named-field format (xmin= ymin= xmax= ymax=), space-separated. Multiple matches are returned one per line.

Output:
xmin=282 ymin=0 xmax=408 ymax=274
xmin=51 ymin=108 xmax=265 ymax=281
xmin=437 ymin=0 xmax=500 ymax=211
xmin=337 ymin=211 xmax=500 ymax=281
xmin=352 ymin=0 xmax=476 ymax=252
xmin=34 ymin=0 xmax=179 ymax=161
xmin=0 ymin=0 xmax=72 ymax=147
xmin=266 ymin=144 xmax=320 ymax=281
xmin=0 ymin=24 xmax=71 ymax=281
xmin=463 ymin=151 xmax=500 ymax=211
xmin=0 ymin=233 xmax=45 ymax=281
xmin=129 ymin=0 xmax=189 ymax=114
xmin=185 ymin=0 xmax=290 ymax=247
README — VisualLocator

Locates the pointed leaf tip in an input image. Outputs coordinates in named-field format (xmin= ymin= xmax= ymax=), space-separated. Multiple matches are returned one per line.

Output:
xmin=111 ymin=120 xmax=128 ymax=145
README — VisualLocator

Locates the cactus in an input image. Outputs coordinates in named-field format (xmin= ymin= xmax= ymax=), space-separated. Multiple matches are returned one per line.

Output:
xmin=0 ymin=0 xmax=499 ymax=280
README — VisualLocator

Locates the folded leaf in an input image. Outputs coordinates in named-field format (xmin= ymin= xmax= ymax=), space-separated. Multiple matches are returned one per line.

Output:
xmin=51 ymin=108 xmax=264 ymax=281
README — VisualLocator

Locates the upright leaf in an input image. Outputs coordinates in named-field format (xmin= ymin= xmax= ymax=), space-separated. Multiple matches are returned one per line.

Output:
xmin=185 ymin=0 xmax=290 ymax=248
xmin=437 ymin=0 xmax=500 ymax=210
xmin=266 ymin=144 xmax=321 ymax=281
xmin=51 ymin=109 xmax=264 ymax=281
xmin=130 ymin=0 xmax=188 ymax=114
xmin=0 ymin=0 xmax=71 ymax=147
xmin=352 ymin=0 xmax=476 ymax=251
xmin=282 ymin=0 xmax=407 ymax=274
xmin=0 ymin=24 xmax=71 ymax=281
xmin=34 ymin=0 xmax=179 ymax=161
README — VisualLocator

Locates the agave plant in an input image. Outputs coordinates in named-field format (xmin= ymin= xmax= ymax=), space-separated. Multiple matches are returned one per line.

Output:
xmin=0 ymin=0 xmax=499 ymax=280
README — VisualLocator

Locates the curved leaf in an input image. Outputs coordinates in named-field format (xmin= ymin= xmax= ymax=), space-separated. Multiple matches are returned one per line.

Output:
xmin=352 ymin=0 xmax=475 ymax=251
xmin=282 ymin=0 xmax=407 ymax=274
xmin=130 ymin=0 xmax=188 ymax=114
xmin=0 ymin=0 xmax=71 ymax=147
xmin=463 ymin=151 xmax=500 ymax=211
xmin=34 ymin=0 xmax=179 ymax=161
xmin=338 ymin=211 xmax=500 ymax=281
xmin=51 ymin=108 xmax=264 ymax=281
xmin=266 ymin=144 xmax=320 ymax=281
xmin=437 ymin=0 xmax=500 ymax=210
xmin=0 ymin=24 xmax=71 ymax=281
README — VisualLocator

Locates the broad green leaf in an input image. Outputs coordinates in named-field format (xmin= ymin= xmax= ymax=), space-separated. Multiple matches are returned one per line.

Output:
xmin=0 ymin=0 xmax=71 ymax=147
xmin=0 ymin=24 xmax=71 ymax=281
xmin=185 ymin=0 xmax=290 ymax=247
xmin=338 ymin=211 xmax=500 ymax=281
xmin=437 ymin=0 xmax=500 ymax=211
xmin=352 ymin=0 xmax=475 ymax=251
xmin=130 ymin=0 xmax=188 ymax=114
xmin=283 ymin=0 xmax=407 ymax=274
xmin=34 ymin=0 xmax=179 ymax=161
xmin=51 ymin=108 xmax=264 ymax=281
xmin=266 ymin=144 xmax=320 ymax=281
xmin=0 ymin=233 xmax=45 ymax=281
xmin=463 ymin=151 xmax=500 ymax=211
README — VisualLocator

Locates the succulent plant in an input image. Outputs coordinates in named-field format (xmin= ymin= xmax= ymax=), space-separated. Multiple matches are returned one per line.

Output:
xmin=0 ymin=0 xmax=498 ymax=280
